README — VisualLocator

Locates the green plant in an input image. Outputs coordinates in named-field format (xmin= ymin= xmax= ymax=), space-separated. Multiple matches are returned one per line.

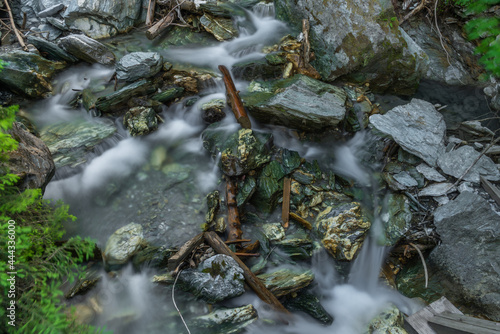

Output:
xmin=0 ymin=59 xmax=106 ymax=334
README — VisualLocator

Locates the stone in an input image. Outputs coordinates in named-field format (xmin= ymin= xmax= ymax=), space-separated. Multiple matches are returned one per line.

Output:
xmin=418 ymin=183 xmax=456 ymax=197
xmin=27 ymin=35 xmax=78 ymax=63
xmin=315 ymin=202 xmax=371 ymax=261
xmin=123 ymin=107 xmax=158 ymax=136
xmin=251 ymin=160 xmax=286 ymax=213
xmin=275 ymin=231 xmax=314 ymax=260
xmin=161 ymin=163 xmax=191 ymax=190
xmin=275 ymin=0 xmax=421 ymax=95
xmin=382 ymin=194 xmax=412 ymax=246
xmin=243 ymin=75 xmax=347 ymax=132
xmin=258 ymin=268 xmax=314 ymax=297
xmin=7 ymin=122 xmax=55 ymax=193
xmin=437 ymin=145 xmax=500 ymax=183
xmin=40 ymin=118 xmax=117 ymax=175
xmin=152 ymin=86 xmax=185 ymax=104
xmin=429 ymin=192 xmax=500 ymax=321
xmin=0 ymin=50 xmax=65 ymax=98
xmin=38 ymin=3 xmax=65 ymax=18
xmin=392 ymin=171 xmax=418 ymax=188
xmin=116 ymin=52 xmax=163 ymax=82
xmin=103 ymin=223 xmax=144 ymax=266
xmin=179 ymin=254 xmax=245 ymax=303
xmin=368 ymin=304 xmax=407 ymax=334
xmin=262 ymin=223 xmax=286 ymax=242
xmin=416 ymin=163 xmax=446 ymax=182
xmin=236 ymin=175 xmax=256 ymax=207
xmin=58 ymin=34 xmax=116 ymax=65
xmin=199 ymin=13 xmax=238 ymax=41
xmin=201 ymin=98 xmax=226 ymax=123
xmin=369 ymin=99 xmax=446 ymax=167
xmin=202 ymin=125 xmax=273 ymax=176
xmin=95 ymin=80 xmax=157 ymax=113
xmin=232 ymin=58 xmax=283 ymax=81
xmin=284 ymin=292 xmax=333 ymax=324
xmin=191 ymin=304 xmax=258 ymax=334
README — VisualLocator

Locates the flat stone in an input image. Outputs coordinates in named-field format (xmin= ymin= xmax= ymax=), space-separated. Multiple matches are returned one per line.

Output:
xmin=418 ymin=183 xmax=456 ymax=197
xmin=437 ymin=145 xmax=500 ymax=183
xmin=429 ymin=192 xmax=500 ymax=321
xmin=58 ymin=34 xmax=116 ymax=65
xmin=258 ymin=268 xmax=314 ymax=298
xmin=416 ymin=163 xmax=447 ymax=182
xmin=393 ymin=171 xmax=418 ymax=188
xmin=370 ymin=99 xmax=446 ymax=167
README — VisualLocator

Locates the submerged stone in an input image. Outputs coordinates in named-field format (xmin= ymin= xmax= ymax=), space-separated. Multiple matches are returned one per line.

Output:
xmin=258 ymin=268 xmax=314 ymax=297
xmin=437 ymin=145 xmax=500 ymax=183
xmin=315 ymin=202 xmax=371 ymax=261
xmin=191 ymin=304 xmax=258 ymax=334
xmin=123 ymin=106 xmax=158 ymax=136
xmin=116 ymin=52 xmax=163 ymax=82
xmin=370 ymin=99 xmax=446 ymax=167
xmin=161 ymin=163 xmax=191 ymax=190
xmin=103 ymin=223 xmax=144 ymax=266
xmin=179 ymin=254 xmax=245 ymax=303
xmin=243 ymin=74 xmax=347 ymax=131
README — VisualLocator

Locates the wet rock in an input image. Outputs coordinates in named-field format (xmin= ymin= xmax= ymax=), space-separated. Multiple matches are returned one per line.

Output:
xmin=262 ymin=223 xmax=286 ymax=242
xmin=198 ymin=0 xmax=260 ymax=18
xmin=202 ymin=125 xmax=273 ymax=176
xmin=232 ymin=58 xmax=283 ymax=81
xmin=258 ymin=268 xmax=314 ymax=297
xmin=284 ymin=292 xmax=333 ymax=324
xmin=199 ymin=13 xmax=238 ymax=41
xmin=7 ymin=122 xmax=55 ymax=193
xmin=236 ymin=175 xmax=257 ymax=207
xmin=58 ymin=34 xmax=116 ymax=65
xmin=429 ymin=192 xmax=500 ymax=321
xmin=204 ymin=190 xmax=221 ymax=229
xmin=368 ymin=304 xmax=407 ymax=334
xmin=152 ymin=85 xmax=184 ymax=104
xmin=418 ymin=182 xmax=456 ymax=197
xmin=103 ymin=223 xmax=145 ymax=266
xmin=0 ymin=50 xmax=65 ymax=98
xmin=95 ymin=80 xmax=156 ymax=113
xmin=40 ymin=118 xmax=117 ymax=175
xmin=123 ymin=106 xmax=158 ymax=136
xmin=275 ymin=0 xmax=421 ymax=95
xmin=370 ymin=99 xmax=446 ymax=167
xmin=416 ymin=163 xmax=446 ymax=182
xmin=191 ymin=304 xmax=258 ymax=334
xmin=132 ymin=244 xmax=175 ymax=269
xmin=65 ymin=268 xmax=101 ymax=298
xmin=116 ymin=52 xmax=163 ymax=82
xmin=437 ymin=145 xmax=500 ymax=183
xmin=243 ymin=75 xmax=347 ymax=131
xmin=382 ymin=194 xmax=412 ymax=246
xmin=27 ymin=35 xmax=78 ymax=63
xmin=159 ymin=26 xmax=217 ymax=48
xmin=280 ymin=148 xmax=302 ymax=174
xmin=161 ymin=163 xmax=191 ymax=190
xmin=315 ymin=202 xmax=371 ymax=261
xmin=173 ymin=74 xmax=199 ymax=93
xmin=251 ymin=160 xmax=286 ymax=213
xmin=201 ymin=98 xmax=226 ymax=123
xmin=275 ymin=230 xmax=314 ymax=260
xmin=179 ymin=254 xmax=245 ymax=303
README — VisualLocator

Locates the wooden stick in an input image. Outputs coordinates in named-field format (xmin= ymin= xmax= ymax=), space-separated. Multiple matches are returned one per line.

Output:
xmin=234 ymin=252 xmax=260 ymax=257
xmin=204 ymin=232 xmax=290 ymax=314
xmin=146 ymin=11 xmax=175 ymax=40
xmin=146 ymin=0 xmax=156 ymax=26
xmin=226 ymin=178 xmax=243 ymax=242
xmin=300 ymin=19 xmax=310 ymax=66
xmin=289 ymin=212 xmax=312 ymax=230
xmin=480 ymin=176 xmax=500 ymax=206
xmin=218 ymin=65 xmax=251 ymax=129
xmin=4 ymin=0 xmax=27 ymax=51
xmin=281 ymin=177 xmax=291 ymax=229
xmin=224 ymin=239 xmax=251 ymax=244
xmin=167 ymin=232 xmax=205 ymax=271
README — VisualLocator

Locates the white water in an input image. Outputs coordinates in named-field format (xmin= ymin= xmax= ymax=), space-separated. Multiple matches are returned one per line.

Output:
xmin=36 ymin=4 xmax=421 ymax=334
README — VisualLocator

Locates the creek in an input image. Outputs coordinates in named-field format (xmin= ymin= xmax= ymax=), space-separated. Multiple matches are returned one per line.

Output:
xmin=21 ymin=3 xmax=495 ymax=333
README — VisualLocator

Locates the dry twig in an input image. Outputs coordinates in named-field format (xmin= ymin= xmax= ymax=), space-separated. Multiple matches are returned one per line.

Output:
xmin=172 ymin=269 xmax=191 ymax=334
xmin=409 ymin=243 xmax=428 ymax=288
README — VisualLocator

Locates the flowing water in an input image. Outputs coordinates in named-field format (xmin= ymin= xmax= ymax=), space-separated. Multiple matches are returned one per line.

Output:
xmin=24 ymin=3 xmax=491 ymax=333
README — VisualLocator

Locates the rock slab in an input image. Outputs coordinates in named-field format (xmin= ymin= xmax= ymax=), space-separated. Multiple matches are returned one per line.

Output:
xmin=116 ymin=52 xmax=163 ymax=82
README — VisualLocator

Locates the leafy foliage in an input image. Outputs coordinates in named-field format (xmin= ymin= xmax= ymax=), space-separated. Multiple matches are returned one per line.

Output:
xmin=0 ymin=61 xmax=105 ymax=333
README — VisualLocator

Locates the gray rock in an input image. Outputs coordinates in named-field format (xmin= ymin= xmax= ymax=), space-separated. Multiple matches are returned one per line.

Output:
xmin=179 ymin=254 xmax=245 ymax=303
xmin=58 ymin=34 xmax=115 ymax=65
xmin=275 ymin=0 xmax=421 ymax=95
xmin=38 ymin=3 xmax=65 ymax=18
xmin=103 ymin=223 xmax=144 ymax=266
xmin=392 ymin=171 xmax=418 ymax=188
xmin=368 ymin=304 xmax=407 ymax=333
xmin=430 ymin=192 xmax=500 ymax=321
xmin=416 ymin=163 xmax=446 ymax=182
xmin=191 ymin=304 xmax=258 ymax=334
xmin=199 ymin=13 xmax=238 ymax=41
xmin=369 ymin=99 xmax=446 ymax=167
xmin=437 ymin=145 xmax=500 ymax=183
xmin=7 ymin=122 xmax=55 ymax=193
xmin=27 ymin=35 xmax=79 ymax=63
xmin=123 ymin=107 xmax=158 ymax=136
xmin=243 ymin=75 xmax=347 ymax=132
xmin=116 ymin=52 xmax=163 ymax=82
xmin=257 ymin=268 xmax=314 ymax=297
xmin=0 ymin=50 xmax=65 ymax=98
xmin=95 ymin=80 xmax=157 ymax=113
xmin=418 ymin=183 xmax=456 ymax=197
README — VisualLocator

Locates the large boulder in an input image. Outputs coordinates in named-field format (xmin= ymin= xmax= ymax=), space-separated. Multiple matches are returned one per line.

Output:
xmin=429 ymin=191 xmax=500 ymax=321
xmin=0 ymin=50 xmax=65 ymax=98
xmin=20 ymin=0 xmax=144 ymax=39
xmin=243 ymin=75 xmax=347 ymax=132
xmin=58 ymin=34 xmax=116 ymax=66
xmin=275 ymin=0 xmax=421 ymax=94
xmin=7 ymin=122 xmax=55 ymax=193
xmin=369 ymin=99 xmax=446 ymax=167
